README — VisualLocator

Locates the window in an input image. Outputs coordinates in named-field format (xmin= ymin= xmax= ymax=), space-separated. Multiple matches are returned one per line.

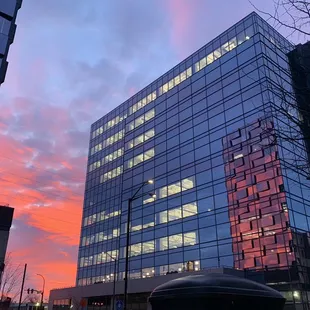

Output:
xmin=83 ymin=209 xmax=121 ymax=227
xmin=89 ymin=160 xmax=101 ymax=172
xmin=143 ymin=241 xmax=155 ymax=254
xmin=169 ymin=234 xmax=183 ymax=249
xmin=100 ymin=165 xmax=123 ymax=183
xmin=92 ymin=113 xmax=127 ymax=139
xmin=91 ymin=130 xmax=124 ymax=155
xmin=102 ymin=148 xmax=124 ymax=165
xmin=159 ymin=67 xmax=192 ymax=95
xmin=168 ymin=207 xmax=182 ymax=221
xmin=183 ymin=202 xmax=198 ymax=217
xmin=104 ymin=114 xmax=127 ymax=131
xmin=160 ymin=237 xmax=168 ymax=250
xmin=156 ymin=176 xmax=195 ymax=200
xmin=92 ymin=127 xmax=104 ymax=139
xmin=158 ymin=202 xmax=197 ymax=224
xmin=183 ymin=232 xmax=197 ymax=246
xmin=127 ymin=148 xmax=155 ymax=169
xmin=130 ymin=91 xmax=157 ymax=114
xmin=90 ymin=143 xmax=103 ymax=155
xmin=127 ymin=129 xmax=155 ymax=149
xmin=128 ymin=109 xmax=155 ymax=131
xmin=130 ymin=243 xmax=142 ymax=257
xmin=194 ymin=32 xmax=251 ymax=73
xmin=159 ymin=210 xmax=168 ymax=224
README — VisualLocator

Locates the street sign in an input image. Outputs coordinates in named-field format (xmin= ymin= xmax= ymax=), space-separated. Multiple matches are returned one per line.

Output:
xmin=116 ymin=300 xmax=123 ymax=310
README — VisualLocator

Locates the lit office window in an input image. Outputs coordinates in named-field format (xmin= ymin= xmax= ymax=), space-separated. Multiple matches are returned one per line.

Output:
xmin=126 ymin=148 xmax=155 ymax=169
xmin=182 ymin=202 xmax=198 ymax=217
xmin=143 ymin=196 xmax=156 ymax=204
xmin=104 ymin=130 xmax=125 ymax=148
xmin=102 ymin=148 xmax=124 ymax=165
xmin=130 ymin=243 xmax=142 ymax=257
xmin=167 ymin=182 xmax=182 ymax=196
xmin=79 ymin=257 xmax=84 ymax=268
xmin=83 ymin=210 xmax=121 ymax=227
xmin=96 ymin=232 xmax=104 ymax=243
xmin=159 ymin=231 xmax=197 ymax=252
xmin=130 ymin=91 xmax=157 ymax=115
xmin=156 ymin=176 xmax=195 ymax=200
xmin=159 ymin=210 xmax=168 ymax=224
xmin=100 ymin=165 xmax=123 ymax=183
xmin=169 ymin=234 xmax=183 ymax=249
xmin=84 ymin=256 xmax=93 ymax=267
xmin=104 ymin=114 xmax=127 ymax=131
xmin=159 ymin=237 xmax=168 ymax=250
xmin=81 ymin=237 xmax=86 ymax=246
xmin=91 ymin=130 xmax=124 ymax=155
xmin=168 ymin=207 xmax=182 ymax=221
xmin=89 ymin=160 xmax=101 ymax=172
xmin=91 ymin=114 xmax=127 ymax=139
xmin=195 ymin=32 xmax=250 ymax=73
xmin=128 ymin=109 xmax=155 ymax=131
xmin=131 ymin=224 xmax=143 ymax=232
xmin=126 ymin=129 xmax=155 ymax=149
xmin=159 ymin=67 xmax=192 ymax=95
xmin=90 ymin=143 xmax=103 ymax=155
xmin=183 ymin=232 xmax=197 ymax=246
xmin=143 ymin=241 xmax=155 ymax=254
xmin=92 ymin=127 xmax=104 ymax=139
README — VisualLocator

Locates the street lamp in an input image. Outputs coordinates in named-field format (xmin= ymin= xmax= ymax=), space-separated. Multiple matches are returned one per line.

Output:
xmin=123 ymin=180 xmax=154 ymax=310
xmin=36 ymin=274 xmax=45 ymax=307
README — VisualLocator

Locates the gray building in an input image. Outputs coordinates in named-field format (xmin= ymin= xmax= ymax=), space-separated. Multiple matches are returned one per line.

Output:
xmin=50 ymin=12 xmax=310 ymax=310
xmin=0 ymin=206 xmax=14 ymax=285
xmin=0 ymin=0 xmax=22 ymax=85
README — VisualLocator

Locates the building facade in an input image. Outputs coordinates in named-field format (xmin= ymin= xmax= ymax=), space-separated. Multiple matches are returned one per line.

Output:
xmin=0 ymin=0 xmax=22 ymax=86
xmin=0 ymin=206 xmax=14 ymax=285
xmin=50 ymin=12 xmax=310 ymax=310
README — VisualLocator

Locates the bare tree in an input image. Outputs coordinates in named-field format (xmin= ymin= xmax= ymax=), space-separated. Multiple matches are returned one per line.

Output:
xmin=0 ymin=253 xmax=23 ymax=302
xmin=251 ymin=0 xmax=310 ymax=39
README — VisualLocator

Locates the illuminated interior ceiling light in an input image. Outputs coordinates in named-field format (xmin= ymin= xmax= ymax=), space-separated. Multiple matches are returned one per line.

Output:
xmin=147 ymin=179 xmax=153 ymax=184
xmin=234 ymin=154 xmax=244 ymax=160
xmin=152 ymin=270 xmax=155 ymax=273
xmin=195 ymin=261 xmax=199 ymax=265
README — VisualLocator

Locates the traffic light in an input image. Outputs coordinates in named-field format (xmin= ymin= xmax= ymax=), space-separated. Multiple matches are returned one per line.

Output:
xmin=27 ymin=289 xmax=30 ymax=294
xmin=31 ymin=289 xmax=34 ymax=294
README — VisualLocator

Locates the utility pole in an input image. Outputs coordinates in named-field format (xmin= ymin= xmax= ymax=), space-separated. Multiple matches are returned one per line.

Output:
xmin=18 ymin=264 xmax=27 ymax=310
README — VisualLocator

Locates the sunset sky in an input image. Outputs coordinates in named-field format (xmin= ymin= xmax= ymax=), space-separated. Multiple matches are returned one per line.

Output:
xmin=0 ymin=0 xmax=305 ymax=300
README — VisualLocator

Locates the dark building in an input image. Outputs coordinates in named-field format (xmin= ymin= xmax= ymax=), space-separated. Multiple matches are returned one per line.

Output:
xmin=0 ymin=206 xmax=14 ymax=284
xmin=288 ymin=42 xmax=310 ymax=170
xmin=50 ymin=12 xmax=310 ymax=310
xmin=0 ymin=0 xmax=22 ymax=86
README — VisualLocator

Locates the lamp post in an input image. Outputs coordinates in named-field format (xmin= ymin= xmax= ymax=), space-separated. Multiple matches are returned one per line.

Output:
xmin=36 ymin=274 xmax=45 ymax=307
xmin=123 ymin=180 xmax=154 ymax=310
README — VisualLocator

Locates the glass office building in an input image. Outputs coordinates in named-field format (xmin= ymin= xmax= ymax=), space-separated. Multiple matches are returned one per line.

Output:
xmin=0 ymin=0 xmax=22 ymax=86
xmin=71 ymin=12 xmax=310 ymax=309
